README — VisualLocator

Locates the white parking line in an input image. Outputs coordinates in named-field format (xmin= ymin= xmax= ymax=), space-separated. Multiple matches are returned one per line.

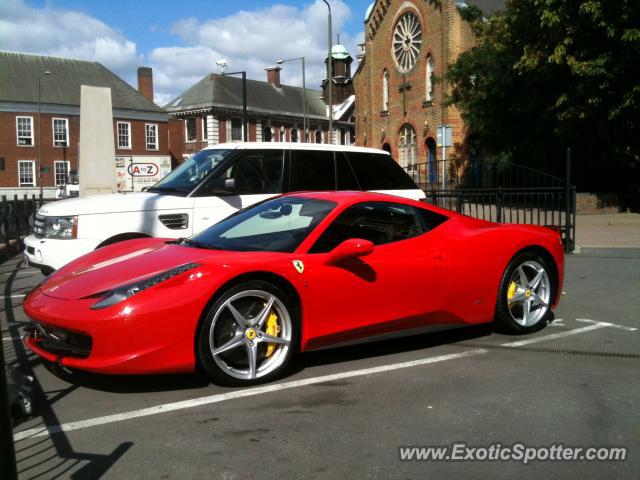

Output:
xmin=501 ymin=324 xmax=608 ymax=347
xmin=0 ymin=294 xmax=26 ymax=299
xmin=12 ymin=349 xmax=487 ymax=441
xmin=576 ymin=318 xmax=637 ymax=332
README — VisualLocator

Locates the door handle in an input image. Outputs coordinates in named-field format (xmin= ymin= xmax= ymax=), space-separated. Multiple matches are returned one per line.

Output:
xmin=433 ymin=252 xmax=444 ymax=262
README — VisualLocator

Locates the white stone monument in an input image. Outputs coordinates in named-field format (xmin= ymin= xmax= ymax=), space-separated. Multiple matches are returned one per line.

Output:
xmin=79 ymin=85 xmax=116 ymax=196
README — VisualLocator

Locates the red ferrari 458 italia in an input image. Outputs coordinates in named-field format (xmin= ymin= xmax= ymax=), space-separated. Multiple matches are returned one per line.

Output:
xmin=24 ymin=191 xmax=564 ymax=385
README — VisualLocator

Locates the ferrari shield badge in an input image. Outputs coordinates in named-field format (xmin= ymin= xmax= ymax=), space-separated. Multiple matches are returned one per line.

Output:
xmin=292 ymin=260 xmax=305 ymax=274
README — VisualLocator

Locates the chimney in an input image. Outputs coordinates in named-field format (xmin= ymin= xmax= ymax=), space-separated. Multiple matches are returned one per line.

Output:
xmin=265 ymin=66 xmax=281 ymax=88
xmin=137 ymin=66 xmax=154 ymax=101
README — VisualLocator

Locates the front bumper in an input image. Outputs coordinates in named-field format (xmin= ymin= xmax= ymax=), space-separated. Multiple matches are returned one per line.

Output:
xmin=22 ymin=285 xmax=206 ymax=375
xmin=23 ymin=235 xmax=100 ymax=271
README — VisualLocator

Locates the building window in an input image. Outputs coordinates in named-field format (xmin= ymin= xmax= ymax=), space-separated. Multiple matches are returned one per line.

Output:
xmin=263 ymin=126 xmax=273 ymax=142
xmin=18 ymin=160 xmax=35 ymax=186
xmin=382 ymin=70 xmax=389 ymax=112
xmin=117 ymin=121 xmax=131 ymax=149
xmin=145 ymin=124 xmax=158 ymax=150
xmin=315 ymin=130 xmax=323 ymax=143
xmin=231 ymin=118 xmax=243 ymax=142
xmin=16 ymin=116 xmax=34 ymax=146
xmin=54 ymin=160 xmax=70 ymax=186
xmin=399 ymin=123 xmax=417 ymax=170
xmin=426 ymin=55 xmax=434 ymax=102
xmin=202 ymin=117 xmax=208 ymax=141
xmin=393 ymin=12 xmax=422 ymax=72
xmin=291 ymin=128 xmax=299 ymax=143
xmin=185 ymin=117 xmax=196 ymax=142
xmin=52 ymin=118 xmax=69 ymax=147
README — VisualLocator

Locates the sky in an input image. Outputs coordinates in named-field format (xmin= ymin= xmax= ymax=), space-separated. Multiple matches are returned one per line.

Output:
xmin=0 ymin=0 xmax=374 ymax=106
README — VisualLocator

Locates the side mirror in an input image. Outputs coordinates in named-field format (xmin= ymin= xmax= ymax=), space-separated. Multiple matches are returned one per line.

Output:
xmin=224 ymin=178 xmax=236 ymax=192
xmin=326 ymin=238 xmax=374 ymax=265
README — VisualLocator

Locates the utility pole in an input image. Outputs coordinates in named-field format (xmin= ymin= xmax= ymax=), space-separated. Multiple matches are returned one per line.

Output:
xmin=323 ymin=0 xmax=333 ymax=144
xmin=37 ymin=70 xmax=51 ymax=200
xmin=277 ymin=57 xmax=307 ymax=138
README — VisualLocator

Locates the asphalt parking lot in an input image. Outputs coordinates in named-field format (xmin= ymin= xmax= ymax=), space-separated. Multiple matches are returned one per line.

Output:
xmin=3 ymin=248 xmax=639 ymax=479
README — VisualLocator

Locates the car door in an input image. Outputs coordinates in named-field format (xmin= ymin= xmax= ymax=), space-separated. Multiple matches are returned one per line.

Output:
xmin=300 ymin=201 xmax=449 ymax=346
xmin=192 ymin=149 xmax=285 ymax=234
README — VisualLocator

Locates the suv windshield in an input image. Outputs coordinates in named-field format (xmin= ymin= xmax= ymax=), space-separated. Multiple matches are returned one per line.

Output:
xmin=148 ymin=149 xmax=234 ymax=194
xmin=187 ymin=196 xmax=336 ymax=253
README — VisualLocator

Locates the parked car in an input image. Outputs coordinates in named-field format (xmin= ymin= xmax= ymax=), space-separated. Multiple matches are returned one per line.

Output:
xmin=23 ymin=143 xmax=424 ymax=275
xmin=23 ymin=191 xmax=564 ymax=386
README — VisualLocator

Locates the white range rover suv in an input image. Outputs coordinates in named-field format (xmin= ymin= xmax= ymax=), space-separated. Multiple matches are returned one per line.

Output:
xmin=24 ymin=142 xmax=425 ymax=274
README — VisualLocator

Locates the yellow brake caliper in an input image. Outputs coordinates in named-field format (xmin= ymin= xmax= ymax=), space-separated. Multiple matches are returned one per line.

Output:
xmin=265 ymin=312 xmax=280 ymax=358
xmin=507 ymin=281 xmax=517 ymax=303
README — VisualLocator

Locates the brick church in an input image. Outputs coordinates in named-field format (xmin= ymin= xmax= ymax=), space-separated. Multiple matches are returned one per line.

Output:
xmin=353 ymin=0 xmax=502 ymax=185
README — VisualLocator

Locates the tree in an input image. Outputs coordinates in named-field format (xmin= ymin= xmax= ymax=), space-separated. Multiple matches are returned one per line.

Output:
xmin=448 ymin=0 xmax=640 ymax=205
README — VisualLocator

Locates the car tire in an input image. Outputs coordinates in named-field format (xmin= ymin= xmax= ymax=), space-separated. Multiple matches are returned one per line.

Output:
xmin=197 ymin=280 xmax=299 ymax=386
xmin=494 ymin=251 xmax=553 ymax=334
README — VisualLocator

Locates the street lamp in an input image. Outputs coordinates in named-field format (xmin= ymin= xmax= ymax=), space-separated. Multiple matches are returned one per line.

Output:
xmin=322 ymin=0 xmax=333 ymax=144
xmin=221 ymin=70 xmax=248 ymax=142
xmin=38 ymin=70 xmax=51 ymax=200
xmin=276 ymin=57 xmax=307 ymax=140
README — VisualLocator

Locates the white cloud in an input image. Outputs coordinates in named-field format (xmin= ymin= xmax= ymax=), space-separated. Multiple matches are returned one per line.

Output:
xmin=152 ymin=0 xmax=360 ymax=104
xmin=0 ymin=0 xmax=363 ymax=105
xmin=0 ymin=0 xmax=141 ymax=83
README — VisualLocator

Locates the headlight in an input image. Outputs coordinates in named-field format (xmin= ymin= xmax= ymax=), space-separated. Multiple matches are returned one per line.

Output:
xmin=43 ymin=216 xmax=78 ymax=239
xmin=90 ymin=262 xmax=201 ymax=310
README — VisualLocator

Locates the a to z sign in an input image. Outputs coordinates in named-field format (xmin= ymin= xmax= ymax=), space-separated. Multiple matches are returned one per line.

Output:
xmin=127 ymin=163 xmax=159 ymax=177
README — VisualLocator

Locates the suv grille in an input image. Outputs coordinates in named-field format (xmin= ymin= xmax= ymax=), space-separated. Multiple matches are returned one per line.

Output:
xmin=159 ymin=213 xmax=189 ymax=230
xmin=33 ymin=214 xmax=45 ymax=237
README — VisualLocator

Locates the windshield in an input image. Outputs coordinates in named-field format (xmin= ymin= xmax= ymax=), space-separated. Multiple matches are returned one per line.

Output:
xmin=188 ymin=196 xmax=336 ymax=253
xmin=148 ymin=149 xmax=234 ymax=194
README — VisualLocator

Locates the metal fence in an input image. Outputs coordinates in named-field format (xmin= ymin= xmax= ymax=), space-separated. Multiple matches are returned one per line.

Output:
xmin=423 ymin=187 xmax=576 ymax=252
xmin=406 ymin=157 xmax=576 ymax=253
xmin=0 ymin=195 xmax=45 ymax=261
xmin=406 ymin=158 xmax=566 ymax=191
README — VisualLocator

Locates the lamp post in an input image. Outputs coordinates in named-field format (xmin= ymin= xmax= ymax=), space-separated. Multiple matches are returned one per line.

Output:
xmin=38 ymin=70 xmax=51 ymax=200
xmin=221 ymin=71 xmax=248 ymax=142
xmin=322 ymin=0 xmax=333 ymax=144
xmin=276 ymin=57 xmax=307 ymax=140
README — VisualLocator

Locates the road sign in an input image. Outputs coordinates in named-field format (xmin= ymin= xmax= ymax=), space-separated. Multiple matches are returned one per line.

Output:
xmin=436 ymin=126 xmax=452 ymax=148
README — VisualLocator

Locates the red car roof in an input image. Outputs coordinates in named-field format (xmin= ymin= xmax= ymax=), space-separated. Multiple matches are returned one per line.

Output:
xmin=283 ymin=190 xmax=457 ymax=218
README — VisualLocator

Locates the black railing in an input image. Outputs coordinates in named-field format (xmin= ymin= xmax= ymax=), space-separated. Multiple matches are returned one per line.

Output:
xmin=0 ymin=195 xmax=46 ymax=261
xmin=405 ymin=159 xmax=566 ymax=190
xmin=423 ymin=187 xmax=577 ymax=253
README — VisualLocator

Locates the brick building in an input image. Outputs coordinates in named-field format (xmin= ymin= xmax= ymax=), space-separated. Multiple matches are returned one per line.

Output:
xmin=165 ymin=46 xmax=355 ymax=162
xmin=353 ymin=0 xmax=502 ymax=182
xmin=0 ymin=52 xmax=169 ymax=198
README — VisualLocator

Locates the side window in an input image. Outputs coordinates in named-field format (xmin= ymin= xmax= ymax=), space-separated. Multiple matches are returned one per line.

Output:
xmin=234 ymin=150 xmax=283 ymax=194
xmin=289 ymin=150 xmax=336 ymax=191
xmin=336 ymin=153 xmax=360 ymax=190
xmin=309 ymin=202 xmax=427 ymax=253
xmin=197 ymin=150 xmax=283 ymax=196
xmin=347 ymin=152 xmax=417 ymax=190
xmin=417 ymin=208 xmax=448 ymax=232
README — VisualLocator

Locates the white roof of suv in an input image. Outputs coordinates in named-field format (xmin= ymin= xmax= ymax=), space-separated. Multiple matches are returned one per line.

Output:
xmin=202 ymin=142 xmax=392 ymax=155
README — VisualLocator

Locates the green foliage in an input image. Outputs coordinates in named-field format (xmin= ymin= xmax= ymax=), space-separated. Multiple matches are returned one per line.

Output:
xmin=449 ymin=0 xmax=640 ymax=195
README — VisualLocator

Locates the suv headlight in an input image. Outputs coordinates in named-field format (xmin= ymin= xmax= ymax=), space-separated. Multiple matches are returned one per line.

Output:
xmin=90 ymin=262 xmax=201 ymax=309
xmin=43 ymin=216 xmax=78 ymax=239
